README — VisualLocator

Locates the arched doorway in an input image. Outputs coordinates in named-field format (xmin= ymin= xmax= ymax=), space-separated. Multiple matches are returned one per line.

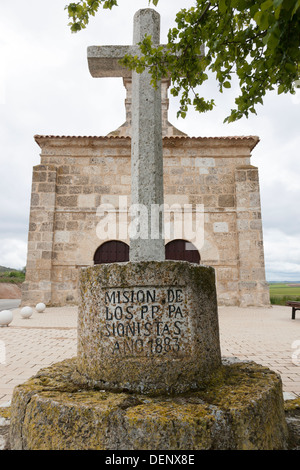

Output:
xmin=94 ymin=241 xmax=129 ymax=264
xmin=165 ymin=239 xmax=200 ymax=264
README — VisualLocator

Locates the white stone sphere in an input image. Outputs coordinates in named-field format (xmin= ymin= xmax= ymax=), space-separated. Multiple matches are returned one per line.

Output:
xmin=36 ymin=303 xmax=46 ymax=313
xmin=0 ymin=310 xmax=13 ymax=327
xmin=20 ymin=306 xmax=33 ymax=319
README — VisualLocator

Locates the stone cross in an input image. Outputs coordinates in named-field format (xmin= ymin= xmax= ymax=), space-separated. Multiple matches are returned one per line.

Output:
xmin=88 ymin=9 xmax=165 ymax=262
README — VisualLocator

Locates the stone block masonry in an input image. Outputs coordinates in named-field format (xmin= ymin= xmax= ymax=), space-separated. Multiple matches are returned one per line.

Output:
xmin=235 ymin=165 xmax=270 ymax=307
xmin=21 ymin=134 xmax=270 ymax=308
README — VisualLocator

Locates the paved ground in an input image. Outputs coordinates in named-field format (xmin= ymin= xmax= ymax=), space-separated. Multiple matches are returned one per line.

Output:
xmin=1 ymin=303 xmax=300 ymax=407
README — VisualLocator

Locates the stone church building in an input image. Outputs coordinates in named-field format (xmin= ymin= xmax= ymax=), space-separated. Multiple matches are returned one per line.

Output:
xmin=21 ymin=78 xmax=270 ymax=308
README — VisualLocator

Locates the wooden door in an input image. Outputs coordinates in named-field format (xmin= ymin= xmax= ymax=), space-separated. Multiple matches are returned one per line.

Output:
xmin=165 ymin=239 xmax=200 ymax=264
xmin=94 ymin=241 xmax=129 ymax=264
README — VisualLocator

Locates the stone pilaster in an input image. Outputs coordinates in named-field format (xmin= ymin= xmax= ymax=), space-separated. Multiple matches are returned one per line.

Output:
xmin=21 ymin=164 xmax=57 ymax=306
xmin=235 ymin=165 xmax=270 ymax=306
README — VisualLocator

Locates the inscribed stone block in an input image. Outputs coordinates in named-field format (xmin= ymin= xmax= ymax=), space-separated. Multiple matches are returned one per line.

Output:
xmin=77 ymin=261 xmax=221 ymax=394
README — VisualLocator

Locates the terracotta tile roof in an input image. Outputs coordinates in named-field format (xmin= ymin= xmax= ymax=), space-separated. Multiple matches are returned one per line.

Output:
xmin=34 ymin=135 xmax=260 ymax=154
xmin=34 ymin=134 xmax=259 ymax=142
xmin=34 ymin=134 xmax=259 ymax=151
xmin=34 ymin=134 xmax=130 ymax=140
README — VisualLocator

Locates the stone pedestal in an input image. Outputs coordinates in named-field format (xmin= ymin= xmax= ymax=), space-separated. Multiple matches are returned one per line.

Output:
xmin=77 ymin=261 xmax=221 ymax=394
xmin=9 ymin=358 xmax=289 ymax=450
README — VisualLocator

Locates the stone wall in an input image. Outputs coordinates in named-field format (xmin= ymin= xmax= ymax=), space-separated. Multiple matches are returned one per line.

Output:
xmin=21 ymin=134 xmax=270 ymax=307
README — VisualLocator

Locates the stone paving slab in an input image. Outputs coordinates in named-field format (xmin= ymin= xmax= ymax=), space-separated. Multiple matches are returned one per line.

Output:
xmin=0 ymin=304 xmax=300 ymax=406
xmin=0 ymin=306 xmax=77 ymax=406
xmin=218 ymin=305 xmax=300 ymax=400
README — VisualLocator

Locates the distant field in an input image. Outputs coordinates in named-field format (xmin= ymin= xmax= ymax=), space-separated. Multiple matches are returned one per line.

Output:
xmin=0 ymin=270 xmax=25 ymax=285
xmin=269 ymin=283 xmax=300 ymax=305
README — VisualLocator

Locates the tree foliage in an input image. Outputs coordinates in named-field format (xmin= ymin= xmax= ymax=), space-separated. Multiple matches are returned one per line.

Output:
xmin=66 ymin=0 xmax=300 ymax=122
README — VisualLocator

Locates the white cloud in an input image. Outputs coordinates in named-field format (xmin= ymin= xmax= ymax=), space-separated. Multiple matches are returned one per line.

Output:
xmin=264 ymin=229 xmax=300 ymax=281
xmin=291 ymin=88 xmax=300 ymax=105
xmin=0 ymin=239 xmax=27 ymax=270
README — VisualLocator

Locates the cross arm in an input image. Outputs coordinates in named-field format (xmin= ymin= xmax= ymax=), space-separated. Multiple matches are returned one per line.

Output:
xmin=87 ymin=45 xmax=140 ymax=78
xmin=88 ymin=44 xmax=205 ymax=79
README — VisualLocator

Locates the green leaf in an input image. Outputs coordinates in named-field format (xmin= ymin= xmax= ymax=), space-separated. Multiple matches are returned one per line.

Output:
xmin=219 ymin=0 xmax=227 ymax=14
xmin=261 ymin=0 xmax=273 ymax=11
xmin=273 ymin=0 xmax=284 ymax=7
xmin=285 ymin=62 xmax=296 ymax=72
xmin=291 ymin=0 xmax=300 ymax=15
xmin=254 ymin=10 xmax=262 ymax=25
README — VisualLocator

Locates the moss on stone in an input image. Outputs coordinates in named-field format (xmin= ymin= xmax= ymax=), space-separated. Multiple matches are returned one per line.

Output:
xmin=9 ymin=357 xmax=288 ymax=450
xmin=0 ymin=407 xmax=11 ymax=420
xmin=284 ymin=398 xmax=300 ymax=412
xmin=196 ymin=362 xmax=280 ymax=408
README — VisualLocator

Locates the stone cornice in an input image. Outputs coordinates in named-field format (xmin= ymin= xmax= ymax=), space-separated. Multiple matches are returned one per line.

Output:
xmin=34 ymin=134 xmax=260 ymax=152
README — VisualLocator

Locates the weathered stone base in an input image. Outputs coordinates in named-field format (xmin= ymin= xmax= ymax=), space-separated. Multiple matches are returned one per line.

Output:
xmin=0 ymin=407 xmax=11 ymax=451
xmin=10 ymin=358 xmax=289 ymax=450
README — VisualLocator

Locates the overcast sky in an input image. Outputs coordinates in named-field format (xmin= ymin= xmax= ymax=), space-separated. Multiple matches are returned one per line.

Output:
xmin=0 ymin=0 xmax=299 ymax=281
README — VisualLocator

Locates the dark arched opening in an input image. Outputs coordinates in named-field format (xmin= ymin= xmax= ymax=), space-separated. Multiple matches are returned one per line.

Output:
xmin=94 ymin=241 xmax=129 ymax=264
xmin=165 ymin=239 xmax=200 ymax=264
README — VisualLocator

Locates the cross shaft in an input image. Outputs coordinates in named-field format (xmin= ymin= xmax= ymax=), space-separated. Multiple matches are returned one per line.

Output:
xmin=88 ymin=9 xmax=165 ymax=262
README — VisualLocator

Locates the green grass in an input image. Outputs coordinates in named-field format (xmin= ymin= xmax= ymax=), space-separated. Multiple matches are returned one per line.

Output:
xmin=269 ymin=283 xmax=300 ymax=305
xmin=0 ymin=270 xmax=25 ymax=285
